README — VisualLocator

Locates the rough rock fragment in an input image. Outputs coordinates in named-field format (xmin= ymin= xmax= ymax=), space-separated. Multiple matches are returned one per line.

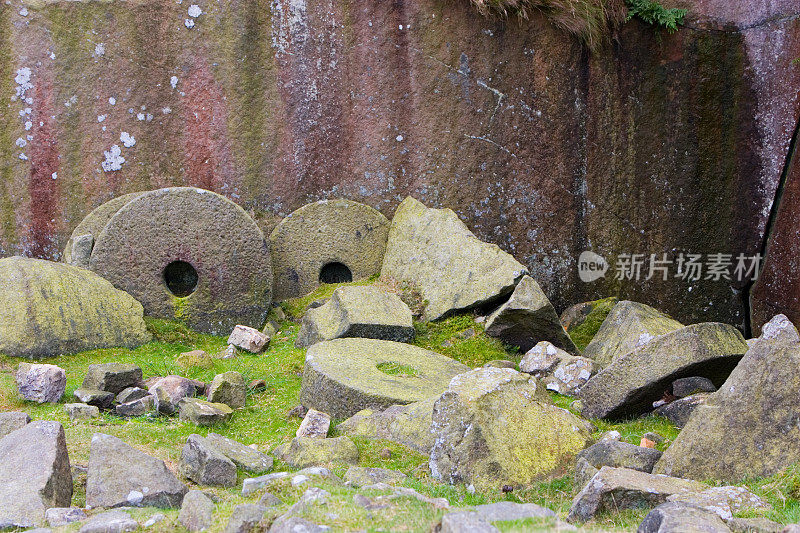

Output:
xmin=178 ymin=398 xmax=233 ymax=426
xmin=653 ymin=393 xmax=709 ymax=428
xmin=222 ymin=503 xmax=266 ymax=533
xmin=74 ymin=388 xmax=116 ymax=409
xmin=179 ymin=490 xmax=215 ymax=532
xmin=207 ymin=371 xmax=247 ymax=408
xmin=336 ymin=398 xmax=436 ymax=454
xmin=65 ymin=403 xmax=100 ymax=420
xmin=344 ymin=466 xmax=407 ymax=487
xmin=180 ymin=434 xmax=238 ymax=487
xmin=297 ymin=408 xmax=331 ymax=438
xmin=82 ymin=363 xmax=143 ymax=395
xmin=227 ymin=325 xmax=269 ymax=353
xmin=149 ymin=375 xmax=196 ymax=414
xmin=115 ymin=395 xmax=155 ymax=417
xmin=519 ymin=341 xmax=598 ymax=395
xmin=637 ymin=502 xmax=732 ymax=533
xmin=15 ymin=363 xmax=66 ymax=403
xmin=204 ymin=433 xmax=273 ymax=473
xmin=0 ymin=411 xmax=29 ymax=439
xmin=77 ymin=510 xmax=139 ymax=533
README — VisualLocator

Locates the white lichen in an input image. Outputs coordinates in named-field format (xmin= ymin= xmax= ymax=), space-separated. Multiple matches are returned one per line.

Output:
xmin=14 ymin=67 xmax=32 ymax=98
xmin=187 ymin=4 xmax=202 ymax=17
xmin=108 ymin=96 xmax=116 ymax=105
xmin=97 ymin=115 xmax=106 ymax=123
xmin=15 ymin=137 xmax=26 ymax=148
xmin=184 ymin=18 xmax=195 ymax=29
xmin=101 ymin=145 xmax=125 ymax=172
xmin=51 ymin=172 xmax=57 ymax=180
xmin=120 ymin=131 xmax=136 ymax=148
xmin=94 ymin=43 xmax=105 ymax=57
xmin=170 ymin=76 xmax=178 ymax=89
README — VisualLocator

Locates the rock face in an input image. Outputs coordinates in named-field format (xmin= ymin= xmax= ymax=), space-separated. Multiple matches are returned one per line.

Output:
xmin=336 ymin=398 xmax=437 ymax=455
xmin=380 ymin=197 xmax=527 ymax=321
xmin=429 ymin=368 xmax=592 ymax=489
xmin=582 ymin=301 xmax=683 ymax=367
xmin=577 ymin=322 xmax=748 ymax=419
xmin=296 ymin=286 xmax=414 ymax=347
xmin=654 ymin=315 xmax=800 ymax=482
xmin=83 ymin=363 xmax=143 ymax=395
xmin=88 ymin=188 xmax=273 ymax=335
xmin=567 ymin=466 xmax=706 ymax=523
xmin=484 ymin=276 xmax=577 ymax=354
xmin=519 ymin=341 xmax=599 ymax=395
xmin=86 ymin=433 xmax=187 ymax=508
xmin=0 ymin=421 xmax=72 ymax=529
xmin=300 ymin=338 xmax=469 ymax=418
xmin=270 ymin=199 xmax=391 ymax=300
xmin=0 ymin=257 xmax=150 ymax=358
xmin=15 ymin=363 xmax=66 ymax=403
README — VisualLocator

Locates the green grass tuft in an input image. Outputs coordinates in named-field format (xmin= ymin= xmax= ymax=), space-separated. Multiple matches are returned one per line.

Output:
xmin=412 ymin=315 xmax=516 ymax=368
xmin=376 ymin=362 xmax=421 ymax=378
xmin=567 ymin=296 xmax=618 ymax=351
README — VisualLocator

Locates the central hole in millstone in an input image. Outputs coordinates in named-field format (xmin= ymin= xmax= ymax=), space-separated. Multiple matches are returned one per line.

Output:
xmin=376 ymin=362 xmax=420 ymax=378
xmin=163 ymin=260 xmax=198 ymax=297
xmin=319 ymin=262 xmax=352 ymax=284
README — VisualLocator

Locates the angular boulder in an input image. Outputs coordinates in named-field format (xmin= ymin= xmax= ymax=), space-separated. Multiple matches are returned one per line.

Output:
xmin=380 ymin=197 xmax=527 ymax=321
xmin=178 ymin=398 xmax=233 ymax=426
xmin=207 ymin=371 xmax=247 ymax=408
xmin=115 ymin=387 xmax=150 ymax=405
xmin=297 ymin=409 xmax=331 ymax=439
xmin=223 ymin=503 xmax=267 ymax=533
xmin=179 ymin=434 xmax=238 ymax=487
xmin=638 ymin=502 xmax=731 ymax=533
xmin=577 ymin=322 xmax=748 ymax=419
xmin=430 ymin=368 xmax=592 ymax=489
xmin=671 ymin=376 xmax=716 ymax=398
xmin=336 ymin=398 xmax=436 ymax=454
xmin=300 ymin=338 xmax=469 ymax=418
xmin=484 ymin=276 xmax=578 ymax=354
xmin=654 ymin=315 xmax=800 ymax=482
xmin=15 ymin=363 xmax=66 ymax=403
xmin=582 ymin=300 xmax=683 ymax=367
xmin=653 ymin=393 xmax=710 ymax=428
xmin=0 ymin=257 xmax=150 ymax=358
xmin=666 ymin=486 xmax=770 ymax=521
xmin=73 ymin=388 xmax=116 ymax=409
xmin=149 ymin=375 xmax=197 ymax=415
xmin=179 ymin=490 xmax=215 ymax=532
xmin=519 ymin=341 xmax=599 ymax=395
xmin=567 ymin=466 xmax=706 ymax=523
xmin=296 ymin=286 xmax=414 ymax=347
xmin=115 ymin=395 xmax=155 ymax=417
xmin=273 ymin=436 xmax=359 ymax=468
xmin=82 ymin=363 xmax=143 ymax=395
xmin=204 ymin=433 xmax=273 ymax=474
xmin=575 ymin=440 xmax=662 ymax=487
xmin=65 ymin=403 xmax=100 ymax=420
xmin=0 ymin=421 xmax=72 ymax=529
xmin=86 ymin=433 xmax=187 ymax=508
xmin=227 ymin=325 xmax=269 ymax=353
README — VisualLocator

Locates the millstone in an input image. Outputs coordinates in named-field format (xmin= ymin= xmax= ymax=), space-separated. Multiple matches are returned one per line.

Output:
xmin=269 ymin=199 xmax=390 ymax=300
xmin=89 ymin=187 xmax=273 ymax=334
xmin=300 ymin=338 xmax=470 ymax=418
xmin=63 ymin=192 xmax=147 ymax=266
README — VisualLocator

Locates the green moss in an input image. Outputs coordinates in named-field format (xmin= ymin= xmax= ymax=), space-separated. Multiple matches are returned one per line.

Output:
xmin=376 ymin=362 xmax=420 ymax=378
xmin=412 ymin=314 xmax=515 ymax=367
xmin=567 ymin=296 xmax=618 ymax=351
xmin=281 ymin=278 xmax=377 ymax=320
xmin=171 ymin=295 xmax=191 ymax=322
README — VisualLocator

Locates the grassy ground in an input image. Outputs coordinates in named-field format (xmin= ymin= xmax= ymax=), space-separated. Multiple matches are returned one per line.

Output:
xmin=0 ymin=283 xmax=797 ymax=531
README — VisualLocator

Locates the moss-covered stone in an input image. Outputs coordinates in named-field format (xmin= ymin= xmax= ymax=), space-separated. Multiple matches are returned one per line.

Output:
xmin=272 ymin=436 xmax=359 ymax=469
xmin=561 ymin=297 xmax=618 ymax=351
xmin=206 ymin=371 xmax=247 ymax=409
xmin=336 ymin=398 xmax=437 ymax=455
xmin=178 ymin=398 xmax=233 ymax=427
xmin=300 ymin=338 xmax=470 ymax=418
xmin=0 ymin=257 xmax=151 ymax=358
xmin=380 ymin=197 xmax=527 ymax=321
xmin=429 ymin=367 xmax=592 ymax=489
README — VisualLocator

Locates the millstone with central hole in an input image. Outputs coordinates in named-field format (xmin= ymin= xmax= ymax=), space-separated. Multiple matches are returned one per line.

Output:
xmin=270 ymin=199 xmax=390 ymax=300
xmin=300 ymin=338 xmax=470 ymax=418
xmin=89 ymin=187 xmax=272 ymax=334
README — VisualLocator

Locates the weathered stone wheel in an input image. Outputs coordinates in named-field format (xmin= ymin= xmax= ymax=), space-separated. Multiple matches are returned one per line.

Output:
xmin=89 ymin=187 xmax=272 ymax=334
xmin=300 ymin=338 xmax=470 ymax=418
xmin=269 ymin=199 xmax=390 ymax=300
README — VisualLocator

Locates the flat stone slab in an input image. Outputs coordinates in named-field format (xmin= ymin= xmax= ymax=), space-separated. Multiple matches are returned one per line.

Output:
xmin=380 ymin=196 xmax=527 ymax=321
xmin=300 ymin=338 xmax=470 ymax=418
xmin=296 ymin=286 xmax=414 ymax=347
xmin=270 ymin=198 xmax=390 ymax=300
xmin=89 ymin=187 xmax=273 ymax=335
xmin=577 ymin=322 xmax=748 ymax=420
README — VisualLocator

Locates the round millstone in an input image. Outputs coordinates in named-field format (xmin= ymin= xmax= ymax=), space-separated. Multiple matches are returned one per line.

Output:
xmin=63 ymin=192 xmax=148 ymax=265
xmin=269 ymin=199 xmax=390 ymax=300
xmin=89 ymin=187 xmax=273 ymax=334
xmin=300 ymin=338 xmax=470 ymax=418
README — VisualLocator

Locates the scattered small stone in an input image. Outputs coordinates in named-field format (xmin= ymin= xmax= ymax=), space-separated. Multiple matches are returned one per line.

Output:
xmin=220 ymin=345 xmax=238 ymax=359
xmin=143 ymin=513 xmax=166 ymax=528
xmin=287 ymin=487 xmax=330 ymax=514
xmin=222 ymin=504 xmax=266 ymax=533
xmin=643 ymin=432 xmax=665 ymax=444
xmin=654 ymin=393 xmax=710 ymax=428
xmin=73 ymin=388 xmax=115 ymax=409
xmin=262 ymin=320 xmax=280 ymax=338
xmin=297 ymin=409 xmax=331 ymax=439
xmin=0 ymin=411 xmax=30 ymax=439
xmin=16 ymin=363 xmax=66 ymax=403
xmin=82 ymin=363 xmax=143 ymax=395
xmin=65 ymin=403 xmax=100 ymax=420
xmin=179 ymin=490 xmax=215 ymax=532
xmin=272 ymin=436 xmax=359 ymax=468
xmin=248 ymin=379 xmax=267 ymax=391
xmin=207 ymin=371 xmax=247 ymax=408
xmin=149 ymin=375 xmax=196 ymax=414
xmin=344 ymin=466 xmax=407 ymax=487
xmin=600 ymin=430 xmax=622 ymax=441
xmin=268 ymin=515 xmax=329 ymax=533
xmin=179 ymin=434 xmax=237 ymax=487
xmin=241 ymin=472 xmax=290 ymax=496
xmin=45 ymin=507 xmax=87 ymax=527
xmin=671 ymin=376 xmax=717 ymax=398
xmin=519 ymin=341 xmax=599 ymax=395
xmin=287 ymin=404 xmax=309 ymax=419
xmin=178 ymin=398 xmax=233 ymax=426
xmin=115 ymin=386 xmax=150 ymax=405
xmin=176 ymin=349 xmax=214 ymax=369
xmin=77 ymin=510 xmax=138 ymax=533
xmin=258 ymin=492 xmax=282 ymax=507
xmin=227 ymin=325 xmax=269 ymax=353
xmin=115 ymin=394 xmax=155 ymax=417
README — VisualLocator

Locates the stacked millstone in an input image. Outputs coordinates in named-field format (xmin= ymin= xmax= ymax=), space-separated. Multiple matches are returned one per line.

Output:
xmin=64 ymin=187 xmax=273 ymax=335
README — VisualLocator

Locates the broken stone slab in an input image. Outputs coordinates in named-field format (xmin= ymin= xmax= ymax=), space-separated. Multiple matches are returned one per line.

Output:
xmin=654 ymin=315 xmax=800 ymax=482
xmin=0 ymin=421 xmax=72 ymax=529
xmin=567 ymin=466 xmax=706 ymax=523
xmin=577 ymin=322 xmax=748 ymax=420
xmin=273 ymin=436 xmax=359 ymax=468
xmin=440 ymin=512 xmax=498 ymax=533
xmin=380 ymin=196 xmax=528 ymax=321
xmin=296 ymin=285 xmax=414 ymax=347
xmin=207 ymin=371 xmax=247 ymax=408
xmin=519 ymin=341 xmax=599 ymax=395
xmin=223 ymin=503 xmax=266 ymax=533
xmin=203 ymin=433 xmax=273 ymax=473
xmin=300 ymin=338 xmax=469 ymax=418
xmin=74 ymin=388 xmax=116 ymax=410
xmin=0 ymin=257 xmax=151 ymax=358
xmin=671 ymin=376 xmax=717 ymax=398
xmin=45 ymin=507 xmax=87 ymax=527
xmin=179 ymin=434 xmax=237 ymax=487
xmin=115 ymin=386 xmax=150 ymax=405
xmin=336 ymin=398 xmax=436 ymax=454
xmin=228 ymin=325 xmax=269 ymax=353
xmin=430 ymin=367 xmax=592 ymax=489
xmin=77 ymin=510 xmax=139 ymax=533
xmin=65 ymin=403 xmax=100 ymax=420
xmin=484 ymin=276 xmax=578 ymax=354
xmin=582 ymin=300 xmax=683 ymax=367
xmin=666 ymin=486 xmax=770 ymax=521
xmin=297 ymin=409 xmax=331 ymax=439
xmin=179 ymin=398 xmax=233 ymax=426
xmin=574 ymin=440 xmax=663 ymax=488
xmin=653 ymin=393 xmax=710 ymax=428
xmin=115 ymin=395 xmax=155 ymax=417
xmin=344 ymin=466 xmax=407 ymax=487
xmin=86 ymin=433 xmax=187 ymax=508
xmin=0 ymin=411 xmax=30 ymax=439
xmin=83 ymin=363 xmax=144 ymax=395
xmin=241 ymin=472 xmax=291 ymax=496
xmin=270 ymin=198 xmax=391 ymax=300
xmin=16 ymin=363 xmax=66 ymax=403
xmin=149 ymin=375 xmax=196 ymax=415
xmin=637 ymin=502 xmax=732 ymax=533
xmin=178 ymin=490 xmax=215 ymax=532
